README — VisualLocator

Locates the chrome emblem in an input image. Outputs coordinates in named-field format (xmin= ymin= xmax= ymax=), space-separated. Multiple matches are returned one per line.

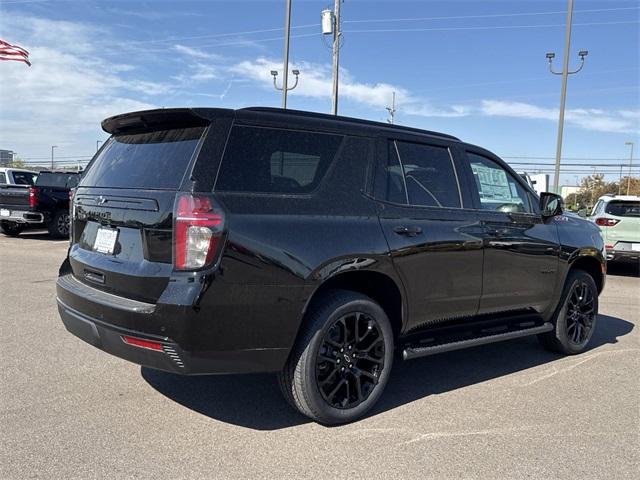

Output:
xmin=97 ymin=196 xmax=107 ymax=205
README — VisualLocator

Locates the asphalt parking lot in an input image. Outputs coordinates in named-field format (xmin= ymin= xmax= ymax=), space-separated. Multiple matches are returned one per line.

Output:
xmin=1 ymin=231 xmax=638 ymax=479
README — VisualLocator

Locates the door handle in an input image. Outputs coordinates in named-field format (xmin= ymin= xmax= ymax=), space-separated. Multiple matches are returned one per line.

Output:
xmin=486 ymin=226 xmax=509 ymax=237
xmin=393 ymin=226 xmax=423 ymax=236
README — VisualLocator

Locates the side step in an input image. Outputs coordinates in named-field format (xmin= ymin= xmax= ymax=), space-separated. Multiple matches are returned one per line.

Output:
xmin=402 ymin=322 xmax=554 ymax=361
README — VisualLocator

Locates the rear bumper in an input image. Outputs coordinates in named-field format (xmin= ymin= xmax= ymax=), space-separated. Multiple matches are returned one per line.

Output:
xmin=0 ymin=208 xmax=44 ymax=224
xmin=606 ymin=246 xmax=640 ymax=262
xmin=56 ymin=274 xmax=289 ymax=375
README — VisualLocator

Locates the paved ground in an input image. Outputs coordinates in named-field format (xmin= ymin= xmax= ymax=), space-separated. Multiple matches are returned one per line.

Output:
xmin=1 ymin=230 xmax=639 ymax=479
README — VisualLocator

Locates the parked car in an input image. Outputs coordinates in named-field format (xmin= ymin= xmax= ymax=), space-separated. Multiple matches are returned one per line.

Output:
xmin=0 ymin=170 xmax=79 ymax=237
xmin=590 ymin=194 xmax=640 ymax=263
xmin=56 ymin=107 xmax=606 ymax=424
xmin=0 ymin=167 xmax=39 ymax=186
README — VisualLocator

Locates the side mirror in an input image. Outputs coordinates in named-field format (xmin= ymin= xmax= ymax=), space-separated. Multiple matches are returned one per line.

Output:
xmin=540 ymin=192 xmax=563 ymax=218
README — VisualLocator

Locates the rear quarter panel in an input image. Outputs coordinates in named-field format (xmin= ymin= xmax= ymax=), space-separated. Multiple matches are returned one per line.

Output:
xmin=193 ymin=135 xmax=397 ymax=353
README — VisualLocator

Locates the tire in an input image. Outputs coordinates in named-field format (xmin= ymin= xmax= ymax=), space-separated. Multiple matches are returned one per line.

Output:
xmin=278 ymin=290 xmax=394 ymax=425
xmin=538 ymin=270 xmax=598 ymax=355
xmin=48 ymin=210 xmax=70 ymax=238
xmin=0 ymin=221 xmax=24 ymax=237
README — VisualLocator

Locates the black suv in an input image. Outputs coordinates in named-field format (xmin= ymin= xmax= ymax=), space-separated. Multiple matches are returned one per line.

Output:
xmin=57 ymin=107 xmax=606 ymax=424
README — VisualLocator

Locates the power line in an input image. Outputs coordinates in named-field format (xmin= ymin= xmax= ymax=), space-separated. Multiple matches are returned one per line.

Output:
xmin=343 ymin=7 xmax=640 ymax=25
xmin=343 ymin=20 xmax=639 ymax=34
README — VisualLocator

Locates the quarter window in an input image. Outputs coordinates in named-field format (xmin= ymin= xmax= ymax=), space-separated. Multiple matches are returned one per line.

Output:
xmin=215 ymin=126 xmax=343 ymax=194
xmin=467 ymin=153 xmax=532 ymax=213
xmin=384 ymin=141 xmax=461 ymax=208
xmin=0 ymin=172 xmax=6 ymax=184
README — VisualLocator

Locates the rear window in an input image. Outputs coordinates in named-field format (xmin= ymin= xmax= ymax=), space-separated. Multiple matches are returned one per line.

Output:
xmin=36 ymin=172 xmax=79 ymax=188
xmin=215 ymin=126 xmax=343 ymax=194
xmin=12 ymin=171 xmax=38 ymax=185
xmin=80 ymin=127 xmax=205 ymax=190
xmin=605 ymin=200 xmax=640 ymax=217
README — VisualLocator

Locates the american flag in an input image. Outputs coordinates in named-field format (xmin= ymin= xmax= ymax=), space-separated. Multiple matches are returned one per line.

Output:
xmin=0 ymin=39 xmax=31 ymax=66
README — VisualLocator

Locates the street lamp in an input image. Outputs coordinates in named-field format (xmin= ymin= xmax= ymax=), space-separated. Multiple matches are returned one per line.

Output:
xmin=51 ymin=145 xmax=58 ymax=169
xmin=271 ymin=69 xmax=300 ymax=96
xmin=625 ymin=141 xmax=634 ymax=195
xmin=545 ymin=0 xmax=589 ymax=194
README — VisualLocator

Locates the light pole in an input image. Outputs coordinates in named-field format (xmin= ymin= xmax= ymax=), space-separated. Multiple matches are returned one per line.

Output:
xmin=625 ymin=141 xmax=634 ymax=195
xmin=271 ymin=69 xmax=300 ymax=98
xmin=51 ymin=145 xmax=58 ymax=170
xmin=546 ymin=0 xmax=588 ymax=194
xmin=280 ymin=0 xmax=293 ymax=109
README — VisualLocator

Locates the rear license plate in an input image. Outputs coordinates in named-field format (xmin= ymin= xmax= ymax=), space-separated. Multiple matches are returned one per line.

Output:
xmin=94 ymin=227 xmax=118 ymax=254
xmin=0 ymin=209 xmax=10 ymax=217
xmin=632 ymin=243 xmax=640 ymax=252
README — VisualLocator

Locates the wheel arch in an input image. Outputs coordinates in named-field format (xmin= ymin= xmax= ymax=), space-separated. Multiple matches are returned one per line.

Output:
xmin=568 ymin=253 xmax=605 ymax=293
xmin=301 ymin=269 xmax=405 ymax=341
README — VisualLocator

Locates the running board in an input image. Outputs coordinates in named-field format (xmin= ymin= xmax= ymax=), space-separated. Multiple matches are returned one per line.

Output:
xmin=402 ymin=322 xmax=554 ymax=361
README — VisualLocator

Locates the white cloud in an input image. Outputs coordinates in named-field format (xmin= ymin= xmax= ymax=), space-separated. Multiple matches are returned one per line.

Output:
xmin=480 ymin=100 xmax=639 ymax=134
xmin=0 ymin=14 xmax=163 ymax=158
xmin=173 ymin=44 xmax=222 ymax=61
xmin=228 ymin=57 xmax=467 ymax=117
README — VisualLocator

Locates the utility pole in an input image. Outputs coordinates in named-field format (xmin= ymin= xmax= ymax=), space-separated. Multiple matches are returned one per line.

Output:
xmin=625 ymin=141 xmax=634 ymax=195
xmin=281 ymin=0 xmax=292 ymax=109
xmin=51 ymin=145 xmax=57 ymax=170
xmin=546 ymin=0 xmax=588 ymax=194
xmin=331 ymin=0 xmax=342 ymax=115
xmin=386 ymin=91 xmax=396 ymax=124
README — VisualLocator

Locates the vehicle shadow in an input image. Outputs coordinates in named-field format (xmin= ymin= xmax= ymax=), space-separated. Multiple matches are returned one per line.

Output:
xmin=141 ymin=314 xmax=633 ymax=431
xmin=607 ymin=262 xmax=639 ymax=278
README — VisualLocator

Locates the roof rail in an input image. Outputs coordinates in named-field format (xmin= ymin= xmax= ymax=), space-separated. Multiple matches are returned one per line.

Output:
xmin=240 ymin=107 xmax=460 ymax=141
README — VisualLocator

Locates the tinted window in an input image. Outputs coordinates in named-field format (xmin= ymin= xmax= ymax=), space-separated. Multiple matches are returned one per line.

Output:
xmin=605 ymin=200 xmax=640 ymax=217
xmin=385 ymin=142 xmax=408 ymax=204
xmin=216 ymin=126 xmax=342 ymax=194
xmin=80 ymin=127 xmax=205 ymax=190
xmin=36 ymin=172 xmax=79 ymax=188
xmin=0 ymin=172 xmax=6 ymax=184
xmin=467 ymin=153 xmax=531 ymax=213
xmin=12 ymin=171 xmax=38 ymax=185
xmin=387 ymin=141 xmax=461 ymax=208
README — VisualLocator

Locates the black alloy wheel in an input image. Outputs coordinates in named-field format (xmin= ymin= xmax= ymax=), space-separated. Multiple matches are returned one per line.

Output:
xmin=565 ymin=279 xmax=596 ymax=345
xmin=315 ymin=312 xmax=385 ymax=409
xmin=538 ymin=270 xmax=598 ymax=355
xmin=278 ymin=290 xmax=394 ymax=424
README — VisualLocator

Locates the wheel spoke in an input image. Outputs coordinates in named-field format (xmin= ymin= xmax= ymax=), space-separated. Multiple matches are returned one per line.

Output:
xmin=315 ymin=311 xmax=385 ymax=410
xmin=327 ymin=378 xmax=346 ymax=403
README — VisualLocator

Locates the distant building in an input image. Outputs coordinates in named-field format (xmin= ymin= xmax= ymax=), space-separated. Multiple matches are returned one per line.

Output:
xmin=0 ymin=150 xmax=15 ymax=166
xmin=560 ymin=185 xmax=580 ymax=199
xmin=519 ymin=172 xmax=549 ymax=195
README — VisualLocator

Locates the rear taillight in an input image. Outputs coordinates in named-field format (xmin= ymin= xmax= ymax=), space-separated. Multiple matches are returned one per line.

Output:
xmin=173 ymin=193 xmax=225 ymax=271
xmin=595 ymin=218 xmax=620 ymax=227
xmin=28 ymin=187 xmax=38 ymax=208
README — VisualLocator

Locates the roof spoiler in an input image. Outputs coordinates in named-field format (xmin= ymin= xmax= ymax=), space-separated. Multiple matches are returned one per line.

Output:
xmin=101 ymin=108 xmax=230 ymax=134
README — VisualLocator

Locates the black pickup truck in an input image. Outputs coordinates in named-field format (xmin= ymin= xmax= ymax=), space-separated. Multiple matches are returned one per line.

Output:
xmin=0 ymin=171 xmax=79 ymax=238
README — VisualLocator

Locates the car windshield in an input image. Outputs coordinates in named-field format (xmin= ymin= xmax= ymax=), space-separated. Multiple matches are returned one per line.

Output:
xmin=605 ymin=200 xmax=640 ymax=217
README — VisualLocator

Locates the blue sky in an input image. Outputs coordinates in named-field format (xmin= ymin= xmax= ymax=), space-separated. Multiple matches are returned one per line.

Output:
xmin=0 ymin=0 xmax=638 ymax=184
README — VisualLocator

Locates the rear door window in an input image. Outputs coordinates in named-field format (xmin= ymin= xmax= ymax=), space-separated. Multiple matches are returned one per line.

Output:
xmin=80 ymin=127 xmax=205 ymax=190
xmin=605 ymin=200 xmax=640 ymax=217
xmin=215 ymin=126 xmax=343 ymax=194
xmin=383 ymin=140 xmax=461 ymax=208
